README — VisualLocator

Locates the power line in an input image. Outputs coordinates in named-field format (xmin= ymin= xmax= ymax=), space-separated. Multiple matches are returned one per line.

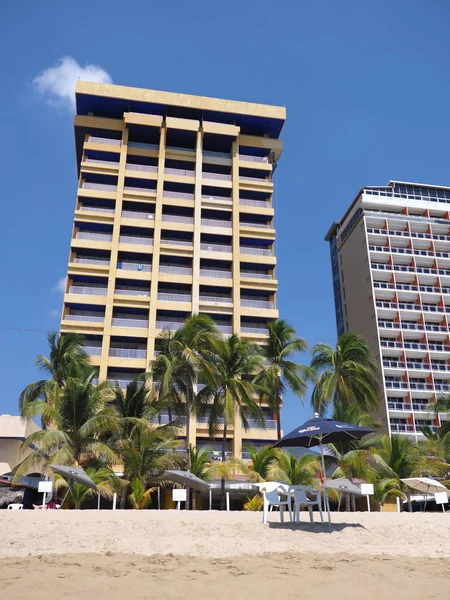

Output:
xmin=0 ymin=324 xmax=339 ymax=343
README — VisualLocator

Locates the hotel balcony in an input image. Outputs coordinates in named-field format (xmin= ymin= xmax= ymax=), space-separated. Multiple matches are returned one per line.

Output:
xmin=200 ymin=267 xmax=232 ymax=279
xmin=155 ymin=319 xmax=185 ymax=331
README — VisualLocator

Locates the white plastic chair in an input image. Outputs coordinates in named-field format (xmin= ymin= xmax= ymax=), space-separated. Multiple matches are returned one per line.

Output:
xmin=289 ymin=486 xmax=323 ymax=524
xmin=7 ymin=504 xmax=23 ymax=510
xmin=259 ymin=482 xmax=292 ymax=524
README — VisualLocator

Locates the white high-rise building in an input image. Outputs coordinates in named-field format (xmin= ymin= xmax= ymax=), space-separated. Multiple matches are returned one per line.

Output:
xmin=326 ymin=181 xmax=450 ymax=439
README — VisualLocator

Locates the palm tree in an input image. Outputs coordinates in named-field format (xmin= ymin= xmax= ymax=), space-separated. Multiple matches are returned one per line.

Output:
xmin=268 ymin=450 xmax=320 ymax=486
xmin=14 ymin=368 xmax=118 ymax=479
xmin=188 ymin=445 xmax=234 ymax=509
xmin=19 ymin=332 xmax=92 ymax=415
xmin=152 ymin=315 xmax=219 ymax=480
xmin=109 ymin=375 xmax=177 ymax=508
xmin=118 ymin=426 xmax=183 ymax=509
xmin=56 ymin=467 xmax=117 ymax=509
xmin=237 ymin=444 xmax=278 ymax=483
xmin=202 ymin=335 xmax=265 ymax=508
xmin=372 ymin=478 xmax=404 ymax=512
xmin=311 ymin=332 xmax=380 ymax=415
xmin=368 ymin=434 xmax=449 ymax=512
xmin=256 ymin=319 xmax=313 ymax=440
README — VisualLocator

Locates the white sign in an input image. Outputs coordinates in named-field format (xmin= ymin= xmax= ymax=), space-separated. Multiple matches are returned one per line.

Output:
xmin=172 ymin=489 xmax=187 ymax=502
xmin=360 ymin=483 xmax=374 ymax=495
xmin=38 ymin=481 xmax=53 ymax=493
xmin=434 ymin=492 xmax=449 ymax=505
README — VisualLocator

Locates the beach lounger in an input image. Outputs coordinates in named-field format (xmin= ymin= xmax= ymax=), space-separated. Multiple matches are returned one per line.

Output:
xmin=7 ymin=504 xmax=23 ymax=510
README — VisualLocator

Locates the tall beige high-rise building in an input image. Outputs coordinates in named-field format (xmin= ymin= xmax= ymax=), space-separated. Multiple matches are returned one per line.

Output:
xmin=60 ymin=81 xmax=286 ymax=459
xmin=326 ymin=181 xmax=450 ymax=439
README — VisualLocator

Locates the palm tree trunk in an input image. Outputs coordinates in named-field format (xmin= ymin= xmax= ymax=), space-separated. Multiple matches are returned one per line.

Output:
xmin=120 ymin=486 xmax=128 ymax=510
xmin=406 ymin=492 xmax=413 ymax=513
xmin=192 ymin=490 xmax=197 ymax=510
xmin=345 ymin=492 xmax=351 ymax=512
xmin=185 ymin=382 xmax=191 ymax=510
xmin=274 ymin=380 xmax=282 ymax=441
xmin=220 ymin=420 xmax=228 ymax=510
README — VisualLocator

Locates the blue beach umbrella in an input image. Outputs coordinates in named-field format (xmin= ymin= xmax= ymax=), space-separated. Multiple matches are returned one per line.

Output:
xmin=274 ymin=414 xmax=374 ymax=524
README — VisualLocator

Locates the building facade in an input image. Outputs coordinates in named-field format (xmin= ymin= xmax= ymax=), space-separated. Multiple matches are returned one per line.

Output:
xmin=326 ymin=181 xmax=450 ymax=440
xmin=60 ymin=81 xmax=286 ymax=458
xmin=0 ymin=415 xmax=40 ymax=476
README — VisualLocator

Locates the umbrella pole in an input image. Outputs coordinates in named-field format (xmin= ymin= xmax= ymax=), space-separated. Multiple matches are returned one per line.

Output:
xmin=319 ymin=439 xmax=332 ymax=527
xmin=60 ymin=480 xmax=73 ymax=508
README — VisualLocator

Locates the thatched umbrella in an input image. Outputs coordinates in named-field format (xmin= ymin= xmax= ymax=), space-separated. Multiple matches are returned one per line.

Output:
xmin=0 ymin=487 xmax=24 ymax=508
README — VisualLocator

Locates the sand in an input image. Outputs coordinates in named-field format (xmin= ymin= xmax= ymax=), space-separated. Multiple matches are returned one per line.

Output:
xmin=1 ymin=511 xmax=450 ymax=599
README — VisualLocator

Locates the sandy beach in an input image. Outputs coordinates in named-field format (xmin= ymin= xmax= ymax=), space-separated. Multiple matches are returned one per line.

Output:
xmin=1 ymin=511 xmax=449 ymax=599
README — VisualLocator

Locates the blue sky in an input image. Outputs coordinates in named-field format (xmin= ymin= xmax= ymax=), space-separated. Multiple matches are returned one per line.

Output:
xmin=1 ymin=1 xmax=450 ymax=430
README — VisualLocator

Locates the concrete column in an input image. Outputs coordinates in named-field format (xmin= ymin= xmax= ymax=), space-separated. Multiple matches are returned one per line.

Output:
xmin=99 ymin=125 xmax=129 ymax=381
xmin=191 ymin=128 xmax=203 ymax=314
xmin=146 ymin=125 xmax=167 ymax=361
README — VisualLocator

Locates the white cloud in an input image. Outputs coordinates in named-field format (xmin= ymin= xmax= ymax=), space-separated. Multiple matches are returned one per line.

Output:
xmin=33 ymin=56 xmax=112 ymax=111
xmin=52 ymin=277 xmax=66 ymax=293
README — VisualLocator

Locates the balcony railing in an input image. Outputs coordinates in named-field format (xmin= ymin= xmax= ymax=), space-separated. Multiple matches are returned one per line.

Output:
xmin=109 ymin=348 xmax=146 ymax=359
xmin=403 ymin=341 xmax=428 ymax=350
xmin=240 ymin=221 xmax=271 ymax=229
xmin=380 ymin=340 xmax=404 ymax=349
xmin=88 ymin=136 xmax=121 ymax=146
xmin=109 ymin=379 xmax=133 ymax=390
xmin=415 ymin=424 xmax=439 ymax=433
xmin=429 ymin=343 xmax=450 ymax=352
xmin=200 ymin=268 xmax=232 ymax=279
xmin=216 ymin=325 xmax=232 ymax=334
xmin=84 ymin=158 xmax=119 ymax=168
xmin=156 ymin=320 xmax=184 ymax=330
xmin=66 ymin=314 xmax=105 ymax=323
xmin=245 ymin=419 xmax=277 ymax=429
xmin=162 ymin=214 xmax=194 ymax=224
xmin=204 ymin=150 xmax=231 ymax=159
xmin=390 ymin=423 xmax=415 ymax=433
xmin=159 ymin=265 xmax=193 ymax=275
xmin=199 ymin=295 xmax=232 ymax=304
xmin=111 ymin=318 xmax=149 ymax=328
xmin=202 ymin=172 xmax=232 ymax=181
xmin=435 ymin=383 xmax=450 ymax=391
xmin=68 ymin=286 xmax=107 ymax=296
xmin=383 ymin=360 xmax=406 ymax=368
xmin=73 ymin=257 xmax=110 ymax=267
xmin=239 ymin=154 xmax=269 ymax=163
xmin=119 ymin=235 xmax=153 ymax=245
xmin=409 ymin=383 xmax=434 ymax=390
xmin=166 ymin=145 xmax=194 ymax=153
xmin=385 ymin=381 xmax=408 ymax=389
xmin=240 ymin=246 xmax=273 ymax=256
xmin=115 ymin=288 xmax=150 ymax=297
xmin=118 ymin=261 xmax=152 ymax=272
xmin=165 ymin=167 xmax=195 ymax=177
xmin=125 ymin=163 xmax=158 ymax=173
xmin=241 ymin=326 xmax=269 ymax=335
xmin=82 ymin=182 xmax=117 ymax=192
xmin=128 ymin=141 xmax=159 ymax=150
xmin=84 ymin=346 xmax=102 ymax=356
xmin=79 ymin=206 xmax=115 ymax=214
xmin=158 ymin=292 xmax=191 ymax=303
xmin=202 ymin=194 xmax=232 ymax=203
xmin=239 ymin=198 xmax=270 ymax=208
xmin=163 ymin=191 xmax=195 ymax=201
xmin=388 ymin=402 xmax=411 ymax=411
xmin=201 ymin=218 xmax=231 ymax=228
xmin=161 ymin=238 xmax=193 ymax=247
xmin=240 ymin=271 xmax=273 ymax=280
xmin=123 ymin=185 xmax=155 ymax=194
xmin=239 ymin=175 xmax=270 ymax=183
xmin=241 ymin=299 xmax=274 ymax=309
xmin=76 ymin=232 xmax=112 ymax=242
xmin=412 ymin=404 xmax=431 ymax=411
xmin=122 ymin=210 xmax=155 ymax=220
xmin=201 ymin=243 xmax=232 ymax=253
